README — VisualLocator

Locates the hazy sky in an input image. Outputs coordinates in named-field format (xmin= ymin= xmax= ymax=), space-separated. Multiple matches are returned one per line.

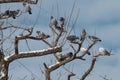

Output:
xmin=1 ymin=0 xmax=120 ymax=80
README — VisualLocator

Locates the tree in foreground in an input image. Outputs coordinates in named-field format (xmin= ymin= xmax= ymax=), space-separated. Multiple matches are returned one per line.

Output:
xmin=0 ymin=0 xmax=112 ymax=80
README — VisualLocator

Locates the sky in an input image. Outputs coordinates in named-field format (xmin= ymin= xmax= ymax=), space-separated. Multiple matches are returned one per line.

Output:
xmin=1 ymin=0 xmax=120 ymax=80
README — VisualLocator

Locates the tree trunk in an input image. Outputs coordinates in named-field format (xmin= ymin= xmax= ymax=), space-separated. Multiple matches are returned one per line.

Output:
xmin=45 ymin=70 xmax=51 ymax=80
xmin=0 ymin=60 xmax=9 ymax=80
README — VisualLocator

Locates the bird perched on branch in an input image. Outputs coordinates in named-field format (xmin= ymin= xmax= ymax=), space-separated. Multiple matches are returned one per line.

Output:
xmin=4 ymin=10 xmax=20 ymax=19
xmin=80 ymin=29 xmax=86 ymax=41
xmin=80 ymin=47 xmax=91 ymax=55
xmin=66 ymin=35 xmax=79 ymax=43
xmin=50 ymin=16 xmax=58 ymax=27
xmin=11 ymin=10 xmax=20 ymax=19
xmin=88 ymin=36 xmax=101 ymax=42
xmin=36 ymin=31 xmax=50 ymax=39
xmin=99 ymin=47 xmax=111 ymax=56
xmin=57 ymin=52 xmax=73 ymax=61
xmin=23 ymin=2 xmax=32 ymax=14
xmin=59 ymin=17 xmax=65 ymax=27
xmin=55 ymin=26 xmax=67 ymax=32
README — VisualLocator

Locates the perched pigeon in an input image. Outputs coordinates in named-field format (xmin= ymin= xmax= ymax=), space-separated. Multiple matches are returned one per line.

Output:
xmin=23 ymin=2 xmax=32 ymax=14
xmin=36 ymin=31 xmax=45 ymax=37
xmin=99 ymin=47 xmax=111 ymax=56
xmin=80 ymin=47 xmax=91 ymax=55
xmin=50 ymin=16 xmax=58 ymax=27
xmin=55 ymin=26 xmax=66 ymax=32
xmin=57 ymin=52 xmax=73 ymax=61
xmin=11 ymin=10 xmax=20 ymax=19
xmin=66 ymin=35 xmax=79 ymax=43
xmin=59 ymin=17 xmax=65 ymax=27
xmin=88 ymin=36 xmax=101 ymax=42
xmin=80 ymin=29 xmax=86 ymax=41
xmin=4 ymin=10 xmax=20 ymax=19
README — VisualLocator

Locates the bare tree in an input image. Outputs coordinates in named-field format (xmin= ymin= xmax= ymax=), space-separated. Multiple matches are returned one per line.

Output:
xmin=0 ymin=0 xmax=112 ymax=80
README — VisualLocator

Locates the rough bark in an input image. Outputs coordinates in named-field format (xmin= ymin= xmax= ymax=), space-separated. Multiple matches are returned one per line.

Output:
xmin=0 ymin=0 xmax=38 ymax=4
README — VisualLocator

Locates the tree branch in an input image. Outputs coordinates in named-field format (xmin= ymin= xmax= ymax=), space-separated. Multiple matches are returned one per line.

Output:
xmin=0 ymin=0 xmax=38 ymax=4
xmin=5 ymin=46 xmax=62 ymax=63
xmin=80 ymin=57 xmax=97 ymax=80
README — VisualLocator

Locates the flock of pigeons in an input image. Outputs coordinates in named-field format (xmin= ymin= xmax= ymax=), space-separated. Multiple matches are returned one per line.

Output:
xmin=0 ymin=2 xmax=32 ymax=19
xmin=0 ymin=2 xmax=111 ymax=61
xmin=50 ymin=16 xmax=112 ymax=62
xmin=50 ymin=16 xmax=66 ymax=32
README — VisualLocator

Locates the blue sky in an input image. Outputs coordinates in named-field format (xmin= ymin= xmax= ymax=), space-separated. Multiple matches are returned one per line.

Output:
xmin=1 ymin=0 xmax=120 ymax=80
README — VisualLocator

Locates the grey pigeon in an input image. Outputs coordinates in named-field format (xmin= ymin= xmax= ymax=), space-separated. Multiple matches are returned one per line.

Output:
xmin=88 ymin=36 xmax=101 ymax=42
xmin=66 ymin=35 xmax=79 ymax=43
xmin=50 ymin=16 xmax=58 ymax=27
xmin=59 ymin=17 xmax=65 ymax=27
xmin=58 ymin=52 xmax=73 ymax=61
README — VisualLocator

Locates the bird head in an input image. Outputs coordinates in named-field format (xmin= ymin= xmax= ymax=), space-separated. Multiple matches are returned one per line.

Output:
xmin=59 ymin=17 xmax=65 ymax=21
xmin=50 ymin=16 xmax=53 ymax=19
xmin=23 ymin=2 xmax=28 ymax=6
xmin=99 ymin=47 xmax=105 ymax=53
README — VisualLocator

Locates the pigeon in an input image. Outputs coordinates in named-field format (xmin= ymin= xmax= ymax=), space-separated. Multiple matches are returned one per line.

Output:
xmin=55 ymin=26 xmax=67 ymax=32
xmin=57 ymin=52 xmax=73 ymax=61
xmin=9 ymin=10 xmax=20 ymax=19
xmin=88 ymin=36 xmax=101 ymax=42
xmin=99 ymin=47 xmax=111 ymax=56
xmin=36 ymin=31 xmax=50 ymax=39
xmin=50 ymin=16 xmax=58 ymax=27
xmin=23 ymin=2 xmax=32 ymax=14
xmin=80 ymin=47 xmax=91 ymax=55
xmin=4 ymin=10 xmax=20 ymax=19
xmin=36 ymin=31 xmax=45 ymax=37
xmin=66 ymin=35 xmax=79 ymax=43
xmin=59 ymin=17 xmax=65 ymax=27
xmin=11 ymin=10 xmax=20 ymax=19
xmin=80 ymin=29 xmax=86 ymax=41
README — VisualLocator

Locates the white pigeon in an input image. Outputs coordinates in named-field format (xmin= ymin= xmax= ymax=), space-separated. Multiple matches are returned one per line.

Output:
xmin=99 ymin=47 xmax=110 ymax=56
xmin=80 ymin=47 xmax=91 ymax=55
xmin=23 ymin=2 xmax=32 ymax=14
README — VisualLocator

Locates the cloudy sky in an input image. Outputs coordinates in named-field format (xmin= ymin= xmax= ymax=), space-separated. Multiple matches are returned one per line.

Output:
xmin=1 ymin=0 xmax=120 ymax=80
